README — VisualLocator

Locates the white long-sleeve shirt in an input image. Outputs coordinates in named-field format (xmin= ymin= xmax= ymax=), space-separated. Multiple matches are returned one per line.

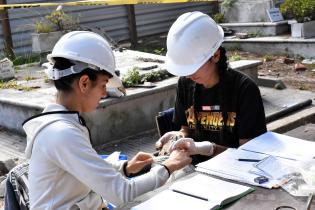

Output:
xmin=23 ymin=104 xmax=169 ymax=210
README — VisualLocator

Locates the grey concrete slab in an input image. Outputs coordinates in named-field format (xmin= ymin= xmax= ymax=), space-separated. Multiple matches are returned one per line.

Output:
xmin=220 ymin=21 xmax=289 ymax=36
xmin=260 ymin=87 xmax=315 ymax=120
xmin=223 ymin=35 xmax=315 ymax=58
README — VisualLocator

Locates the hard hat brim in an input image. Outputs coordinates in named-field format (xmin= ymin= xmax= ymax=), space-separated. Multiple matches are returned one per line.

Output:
xmin=165 ymin=56 xmax=208 ymax=77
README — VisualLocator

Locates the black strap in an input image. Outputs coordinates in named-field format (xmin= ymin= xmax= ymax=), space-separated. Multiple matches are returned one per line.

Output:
xmin=22 ymin=111 xmax=79 ymax=126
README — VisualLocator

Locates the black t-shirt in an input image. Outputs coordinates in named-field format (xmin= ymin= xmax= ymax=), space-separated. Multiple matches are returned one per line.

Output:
xmin=174 ymin=69 xmax=267 ymax=163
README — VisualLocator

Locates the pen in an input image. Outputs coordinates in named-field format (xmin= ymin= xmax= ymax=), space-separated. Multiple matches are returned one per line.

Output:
xmin=238 ymin=158 xmax=261 ymax=162
xmin=172 ymin=189 xmax=208 ymax=201
xmin=306 ymin=192 xmax=313 ymax=210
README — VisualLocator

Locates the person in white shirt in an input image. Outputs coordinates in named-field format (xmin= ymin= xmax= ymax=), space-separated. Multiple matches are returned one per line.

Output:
xmin=23 ymin=31 xmax=192 ymax=210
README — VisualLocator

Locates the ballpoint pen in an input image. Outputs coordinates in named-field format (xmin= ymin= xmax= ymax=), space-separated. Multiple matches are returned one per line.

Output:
xmin=238 ymin=158 xmax=262 ymax=162
xmin=306 ymin=192 xmax=313 ymax=210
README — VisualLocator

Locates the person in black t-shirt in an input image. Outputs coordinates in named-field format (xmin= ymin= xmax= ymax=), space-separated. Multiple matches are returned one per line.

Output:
xmin=155 ymin=11 xmax=267 ymax=164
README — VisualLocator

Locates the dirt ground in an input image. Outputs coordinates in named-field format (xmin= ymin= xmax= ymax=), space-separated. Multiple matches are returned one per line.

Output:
xmin=228 ymin=50 xmax=315 ymax=92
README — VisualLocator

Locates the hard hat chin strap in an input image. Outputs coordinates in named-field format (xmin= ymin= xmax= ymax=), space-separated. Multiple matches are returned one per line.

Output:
xmin=42 ymin=61 xmax=101 ymax=80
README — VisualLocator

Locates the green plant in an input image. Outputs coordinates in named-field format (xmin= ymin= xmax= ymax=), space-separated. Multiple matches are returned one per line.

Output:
xmin=213 ymin=13 xmax=225 ymax=23
xmin=221 ymin=0 xmax=237 ymax=9
xmin=141 ymin=69 xmax=172 ymax=83
xmin=122 ymin=68 xmax=173 ymax=87
xmin=248 ymin=30 xmax=262 ymax=38
xmin=35 ymin=9 xmax=79 ymax=33
xmin=122 ymin=67 xmax=142 ymax=87
xmin=44 ymin=75 xmax=50 ymax=83
xmin=0 ymin=80 xmax=35 ymax=91
xmin=13 ymin=54 xmax=40 ymax=66
xmin=263 ymin=54 xmax=274 ymax=62
xmin=35 ymin=22 xmax=54 ymax=33
xmin=153 ymin=47 xmax=166 ymax=55
xmin=280 ymin=0 xmax=315 ymax=23
xmin=229 ymin=53 xmax=242 ymax=61
xmin=24 ymin=76 xmax=36 ymax=81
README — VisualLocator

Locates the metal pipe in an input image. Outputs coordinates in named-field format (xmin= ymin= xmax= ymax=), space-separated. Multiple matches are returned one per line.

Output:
xmin=265 ymin=99 xmax=313 ymax=123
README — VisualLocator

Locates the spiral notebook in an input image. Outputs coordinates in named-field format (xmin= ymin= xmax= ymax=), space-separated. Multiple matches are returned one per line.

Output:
xmin=131 ymin=174 xmax=254 ymax=210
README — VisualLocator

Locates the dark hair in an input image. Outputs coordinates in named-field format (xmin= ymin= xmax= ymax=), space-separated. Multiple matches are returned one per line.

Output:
xmin=192 ymin=46 xmax=230 ymax=144
xmin=52 ymin=57 xmax=112 ymax=92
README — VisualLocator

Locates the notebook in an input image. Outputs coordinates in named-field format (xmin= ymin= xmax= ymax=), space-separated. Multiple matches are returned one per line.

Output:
xmin=131 ymin=174 xmax=254 ymax=210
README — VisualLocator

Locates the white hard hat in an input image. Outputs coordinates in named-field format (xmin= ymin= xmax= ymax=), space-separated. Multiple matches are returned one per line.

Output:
xmin=46 ymin=31 xmax=122 ymax=87
xmin=166 ymin=11 xmax=224 ymax=76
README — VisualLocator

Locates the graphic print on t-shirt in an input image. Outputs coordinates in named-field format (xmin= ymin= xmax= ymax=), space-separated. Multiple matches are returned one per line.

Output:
xmin=185 ymin=106 xmax=236 ymax=131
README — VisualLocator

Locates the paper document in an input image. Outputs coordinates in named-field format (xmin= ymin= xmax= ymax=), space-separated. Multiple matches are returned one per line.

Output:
xmin=132 ymin=174 xmax=254 ymax=210
xmin=196 ymin=148 xmax=277 ymax=188
xmin=239 ymin=132 xmax=315 ymax=161
xmin=254 ymin=155 xmax=296 ymax=179
xmin=195 ymin=132 xmax=315 ymax=189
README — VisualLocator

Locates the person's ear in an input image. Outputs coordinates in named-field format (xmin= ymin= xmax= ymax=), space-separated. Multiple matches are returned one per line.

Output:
xmin=211 ymin=49 xmax=221 ymax=63
xmin=78 ymin=75 xmax=90 ymax=93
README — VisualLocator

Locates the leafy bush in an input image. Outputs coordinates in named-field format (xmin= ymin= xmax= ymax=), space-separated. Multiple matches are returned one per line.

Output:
xmin=122 ymin=68 xmax=142 ymax=87
xmin=229 ymin=53 xmax=242 ymax=61
xmin=221 ymin=0 xmax=237 ymax=9
xmin=141 ymin=70 xmax=172 ymax=83
xmin=280 ymin=0 xmax=315 ymax=23
xmin=122 ymin=68 xmax=173 ymax=87
xmin=35 ymin=9 xmax=79 ymax=33
xmin=213 ymin=13 xmax=225 ymax=23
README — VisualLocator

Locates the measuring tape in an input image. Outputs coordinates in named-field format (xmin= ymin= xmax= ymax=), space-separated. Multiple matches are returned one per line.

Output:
xmin=0 ymin=0 xmax=216 ymax=10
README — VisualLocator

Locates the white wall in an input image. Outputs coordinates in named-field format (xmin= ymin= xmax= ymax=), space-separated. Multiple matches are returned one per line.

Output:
xmin=220 ymin=0 xmax=273 ymax=23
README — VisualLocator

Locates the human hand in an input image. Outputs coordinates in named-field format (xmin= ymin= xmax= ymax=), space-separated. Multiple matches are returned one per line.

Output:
xmin=170 ymin=138 xmax=214 ymax=156
xmin=126 ymin=152 xmax=154 ymax=175
xmin=155 ymin=131 xmax=185 ymax=150
xmin=162 ymin=149 xmax=192 ymax=174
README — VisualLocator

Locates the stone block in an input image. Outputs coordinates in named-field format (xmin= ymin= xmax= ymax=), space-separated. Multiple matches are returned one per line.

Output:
xmin=0 ymin=58 xmax=14 ymax=81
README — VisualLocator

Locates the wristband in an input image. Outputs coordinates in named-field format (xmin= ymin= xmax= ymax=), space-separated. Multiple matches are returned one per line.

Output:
xmin=159 ymin=164 xmax=171 ymax=177
xmin=123 ymin=161 xmax=129 ymax=177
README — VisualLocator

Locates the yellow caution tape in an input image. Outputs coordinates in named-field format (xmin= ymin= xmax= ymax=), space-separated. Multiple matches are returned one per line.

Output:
xmin=0 ymin=0 xmax=215 ymax=10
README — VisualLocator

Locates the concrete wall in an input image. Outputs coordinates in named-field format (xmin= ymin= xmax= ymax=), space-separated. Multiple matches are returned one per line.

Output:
xmin=221 ymin=0 xmax=272 ymax=23
xmin=0 ymin=100 xmax=42 ymax=135
xmin=84 ymin=83 xmax=177 ymax=146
